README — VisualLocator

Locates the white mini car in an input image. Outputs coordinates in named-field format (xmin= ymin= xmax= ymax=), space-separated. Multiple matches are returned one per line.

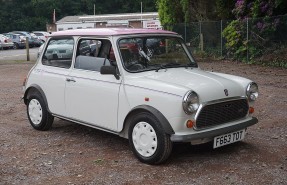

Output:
xmin=23 ymin=28 xmax=258 ymax=164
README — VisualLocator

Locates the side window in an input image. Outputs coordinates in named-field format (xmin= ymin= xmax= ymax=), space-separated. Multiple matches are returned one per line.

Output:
xmin=74 ymin=39 xmax=116 ymax=72
xmin=42 ymin=38 xmax=74 ymax=68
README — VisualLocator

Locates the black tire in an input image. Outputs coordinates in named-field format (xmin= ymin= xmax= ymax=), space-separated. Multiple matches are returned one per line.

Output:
xmin=26 ymin=92 xmax=54 ymax=131
xmin=128 ymin=112 xmax=173 ymax=164
xmin=13 ymin=43 xmax=19 ymax=49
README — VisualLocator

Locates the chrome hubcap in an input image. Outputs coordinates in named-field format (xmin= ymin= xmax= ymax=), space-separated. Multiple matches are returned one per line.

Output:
xmin=132 ymin=122 xmax=158 ymax=157
xmin=28 ymin=99 xmax=43 ymax=125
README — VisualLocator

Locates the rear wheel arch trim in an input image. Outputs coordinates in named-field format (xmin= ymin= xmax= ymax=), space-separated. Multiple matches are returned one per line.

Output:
xmin=24 ymin=85 xmax=51 ymax=113
xmin=120 ymin=105 xmax=175 ymax=138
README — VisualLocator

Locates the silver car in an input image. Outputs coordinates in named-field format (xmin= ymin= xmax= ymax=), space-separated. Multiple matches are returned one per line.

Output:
xmin=0 ymin=34 xmax=14 ymax=49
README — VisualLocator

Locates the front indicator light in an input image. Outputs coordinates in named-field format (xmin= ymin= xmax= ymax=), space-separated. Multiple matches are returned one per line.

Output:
xmin=186 ymin=120 xmax=194 ymax=128
xmin=249 ymin=107 xmax=255 ymax=114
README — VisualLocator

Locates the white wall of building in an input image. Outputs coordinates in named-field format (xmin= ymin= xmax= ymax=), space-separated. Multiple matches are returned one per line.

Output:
xmin=56 ymin=23 xmax=95 ymax=31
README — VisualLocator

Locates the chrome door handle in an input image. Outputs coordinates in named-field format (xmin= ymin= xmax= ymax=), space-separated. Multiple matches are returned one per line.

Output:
xmin=66 ymin=78 xmax=76 ymax=82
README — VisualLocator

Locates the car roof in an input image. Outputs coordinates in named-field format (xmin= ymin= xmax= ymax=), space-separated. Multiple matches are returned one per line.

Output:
xmin=6 ymin=33 xmax=21 ymax=36
xmin=0 ymin=34 xmax=9 ymax=38
xmin=33 ymin=31 xmax=49 ymax=34
xmin=51 ymin=28 xmax=178 ymax=37
xmin=12 ymin=31 xmax=29 ymax=33
xmin=11 ymin=31 xmax=31 ymax=36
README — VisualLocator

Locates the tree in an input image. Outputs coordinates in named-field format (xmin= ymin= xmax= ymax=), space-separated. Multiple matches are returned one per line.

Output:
xmin=157 ymin=0 xmax=184 ymax=29
xmin=223 ymin=0 xmax=287 ymax=62
xmin=0 ymin=0 xmax=157 ymax=33
xmin=157 ymin=0 xmax=236 ymax=28
xmin=216 ymin=0 xmax=236 ymax=20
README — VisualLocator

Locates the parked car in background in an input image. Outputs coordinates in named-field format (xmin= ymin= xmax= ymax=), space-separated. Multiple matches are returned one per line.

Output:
xmin=23 ymin=28 xmax=259 ymax=164
xmin=33 ymin=31 xmax=50 ymax=42
xmin=0 ymin=34 xmax=14 ymax=49
xmin=30 ymin=33 xmax=44 ymax=47
xmin=3 ymin=33 xmax=26 ymax=49
xmin=37 ymin=39 xmax=95 ymax=58
xmin=43 ymin=39 xmax=74 ymax=60
xmin=10 ymin=31 xmax=35 ymax=48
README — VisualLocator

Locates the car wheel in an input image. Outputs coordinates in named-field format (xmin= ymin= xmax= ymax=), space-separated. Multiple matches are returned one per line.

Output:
xmin=13 ymin=43 xmax=19 ymax=49
xmin=27 ymin=93 xmax=54 ymax=131
xmin=128 ymin=112 xmax=173 ymax=164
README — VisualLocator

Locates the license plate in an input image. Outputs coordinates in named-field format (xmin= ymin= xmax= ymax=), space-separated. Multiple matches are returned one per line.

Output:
xmin=213 ymin=129 xmax=245 ymax=148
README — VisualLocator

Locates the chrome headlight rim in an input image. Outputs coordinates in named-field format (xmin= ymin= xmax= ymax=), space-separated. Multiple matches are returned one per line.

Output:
xmin=246 ymin=82 xmax=259 ymax=101
xmin=182 ymin=90 xmax=199 ymax=115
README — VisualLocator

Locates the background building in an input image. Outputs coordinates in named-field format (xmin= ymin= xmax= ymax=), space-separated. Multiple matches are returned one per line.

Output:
xmin=55 ymin=12 xmax=161 ymax=31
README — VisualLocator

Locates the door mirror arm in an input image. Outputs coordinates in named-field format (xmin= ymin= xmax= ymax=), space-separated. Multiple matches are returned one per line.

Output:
xmin=100 ymin=66 xmax=120 ymax=80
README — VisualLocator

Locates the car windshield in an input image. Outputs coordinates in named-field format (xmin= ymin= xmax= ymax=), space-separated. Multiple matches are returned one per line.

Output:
xmin=118 ymin=36 xmax=197 ymax=72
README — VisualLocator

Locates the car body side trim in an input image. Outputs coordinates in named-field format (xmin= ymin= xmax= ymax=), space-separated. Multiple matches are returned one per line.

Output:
xmin=53 ymin=114 xmax=119 ymax=135
xmin=68 ymin=75 xmax=121 ymax=85
xmin=42 ymin=70 xmax=121 ymax=85
xmin=125 ymin=84 xmax=182 ymax=98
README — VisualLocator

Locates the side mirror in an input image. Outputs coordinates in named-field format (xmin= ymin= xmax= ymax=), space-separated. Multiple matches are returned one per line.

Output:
xmin=100 ymin=66 xmax=120 ymax=80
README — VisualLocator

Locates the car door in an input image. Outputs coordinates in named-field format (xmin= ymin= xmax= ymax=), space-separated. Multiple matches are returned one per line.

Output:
xmin=37 ymin=37 xmax=74 ymax=116
xmin=65 ymin=38 xmax=121 ymax=131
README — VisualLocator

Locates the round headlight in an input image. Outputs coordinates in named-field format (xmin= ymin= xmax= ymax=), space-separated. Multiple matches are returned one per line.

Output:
xmin=246 ymin=82 xmax=259 ymax=101
xmin=182 ymin=91 xmax=199 ymax=115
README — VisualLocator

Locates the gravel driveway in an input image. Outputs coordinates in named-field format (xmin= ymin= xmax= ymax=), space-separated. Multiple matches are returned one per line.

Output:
xmin=0 ymin=60 xmax=286 ymax=185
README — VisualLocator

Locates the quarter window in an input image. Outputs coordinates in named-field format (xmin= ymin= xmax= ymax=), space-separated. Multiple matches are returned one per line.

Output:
xmin=42 ymin=38 xmax=74 ymax=68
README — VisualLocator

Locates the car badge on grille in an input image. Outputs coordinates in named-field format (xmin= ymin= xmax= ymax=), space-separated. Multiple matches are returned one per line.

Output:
xmin=224 ymin=89 xmax=229 ymax=96
xmin=224 ymin=103 xmax=231 ymax=108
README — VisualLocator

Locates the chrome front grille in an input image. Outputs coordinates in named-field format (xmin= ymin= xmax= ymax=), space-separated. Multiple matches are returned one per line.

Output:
xmin=195 ymin=98 xmax=249 ymax=130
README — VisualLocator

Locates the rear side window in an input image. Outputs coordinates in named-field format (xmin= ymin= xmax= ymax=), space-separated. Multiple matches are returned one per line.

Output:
xmin=42 ymin=38 xmax=74 ymax=68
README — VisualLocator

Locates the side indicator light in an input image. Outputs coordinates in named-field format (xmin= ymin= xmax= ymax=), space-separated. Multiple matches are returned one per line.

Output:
xmin=144 ymin=97 xmax=149 ymax=102
xmin=186 ymin=120 xmax=194 ymax=128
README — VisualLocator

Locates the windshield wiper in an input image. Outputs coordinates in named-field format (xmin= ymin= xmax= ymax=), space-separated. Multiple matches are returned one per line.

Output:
xmin=183 ymin=63 xmax=197 ymax=68
xmin=155 ymin=62 xmax=180 ymax=72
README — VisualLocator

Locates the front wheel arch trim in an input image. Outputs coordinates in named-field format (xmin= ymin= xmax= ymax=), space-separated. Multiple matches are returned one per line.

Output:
xmin=120 ymin=105 xmax=175 ymax=138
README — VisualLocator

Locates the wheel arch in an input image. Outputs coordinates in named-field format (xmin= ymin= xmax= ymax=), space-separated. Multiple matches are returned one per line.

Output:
xmin=24 ymin=84 xmax=50 ymax=113
xmin=119 ymin=105 xmax=175 ymax=139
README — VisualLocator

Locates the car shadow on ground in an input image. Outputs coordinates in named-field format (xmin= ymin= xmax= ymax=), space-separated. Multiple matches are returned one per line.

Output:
xmin=48 ymin=118 xmax=256 ymax=165
xmin=167 ymin=141 xmax=255 ymax=165
xmin=50 ymin=118 xmax=129 ymax=146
